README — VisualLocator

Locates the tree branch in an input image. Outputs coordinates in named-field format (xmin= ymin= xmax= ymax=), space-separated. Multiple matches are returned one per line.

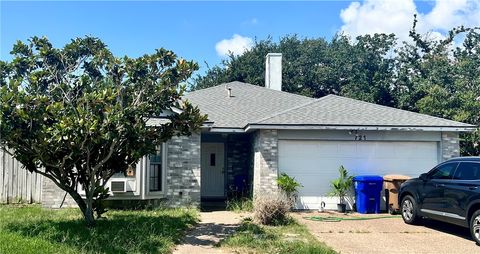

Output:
xmin=92 ymin=139 xmax=118 ymax=172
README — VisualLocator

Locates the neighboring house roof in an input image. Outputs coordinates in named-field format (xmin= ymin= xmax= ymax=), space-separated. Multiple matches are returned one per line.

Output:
xmin=185 ymin=81 xmax=476 ymax=131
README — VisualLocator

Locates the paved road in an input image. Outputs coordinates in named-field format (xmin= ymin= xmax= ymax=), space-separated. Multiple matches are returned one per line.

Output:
xmin=294 ymin=211 xmax=479 ymax=254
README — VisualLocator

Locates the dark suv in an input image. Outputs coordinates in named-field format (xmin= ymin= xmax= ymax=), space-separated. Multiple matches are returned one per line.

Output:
xmin=399 ymin=157 xmax=480 ymax=244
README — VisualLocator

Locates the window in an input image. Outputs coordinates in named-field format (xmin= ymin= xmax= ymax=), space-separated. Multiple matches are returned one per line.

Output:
xmin=453 ymin=162 xmax=480 ymax=180
xmin=210 ymin=153 xmax=216 ymax=166
xmin=149 ymin=145 xmax=163 ymax=192
xmin=429 ymin=162 xmax=458 ymax=180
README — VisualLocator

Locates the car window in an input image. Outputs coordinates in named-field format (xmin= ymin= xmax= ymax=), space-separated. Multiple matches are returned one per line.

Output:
xmin=429 ymin=162 xmax=458 ymax=180
xmin=453 ymin=162 xmax=480 ymax=180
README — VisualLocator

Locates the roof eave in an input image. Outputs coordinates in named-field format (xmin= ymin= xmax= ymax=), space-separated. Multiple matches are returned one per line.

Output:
xmin=245 ymin=124 xmax=477 ymax=132
xmin=206 ymin=127 xmax=246 ymax=133
xmin=201 ymin=121 xmax=215 ymax=129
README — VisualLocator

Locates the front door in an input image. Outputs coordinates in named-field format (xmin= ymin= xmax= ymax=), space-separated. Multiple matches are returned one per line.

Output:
xmin=201 ymin=143 xmax=225 ymax=198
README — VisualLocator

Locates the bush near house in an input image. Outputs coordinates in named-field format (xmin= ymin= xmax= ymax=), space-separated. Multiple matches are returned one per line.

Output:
xmin=0 ymin=205 xmax=198 ymax=254
xmin=329 ymin=166 xmax=354 ymax=212
xmin=253 ymin=192 xmax=291 ymax=225
xmin=277 ymin=173 xmax=303 ymax=207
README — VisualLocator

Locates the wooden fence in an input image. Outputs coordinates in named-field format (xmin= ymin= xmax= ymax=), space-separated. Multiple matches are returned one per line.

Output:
xmin=0 ymin=149 xmax=43 ymax=203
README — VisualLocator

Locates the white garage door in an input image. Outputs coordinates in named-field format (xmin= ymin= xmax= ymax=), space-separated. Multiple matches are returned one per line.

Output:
xmin=278 ymin=140 xmax=439 ymax=210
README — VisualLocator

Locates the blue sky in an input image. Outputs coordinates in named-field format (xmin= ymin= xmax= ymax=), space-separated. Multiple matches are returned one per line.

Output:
xmin=1 ymin=1 xmax=478 ymax=75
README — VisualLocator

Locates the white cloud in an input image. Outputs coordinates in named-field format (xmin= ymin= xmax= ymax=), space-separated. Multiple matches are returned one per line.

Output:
xmin=242 ymin=18 xmax=258 ymax=26
xmin=215 ymin=34 xmax=254 ymax=57
xmin=424 ymin=0 xmax=480 ymax=30
xmin=340 ymin=0 xmax=480 ymax=43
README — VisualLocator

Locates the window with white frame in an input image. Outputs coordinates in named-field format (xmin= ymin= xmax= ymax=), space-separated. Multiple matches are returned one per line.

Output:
xmin=149 ymin=145 xmax=164 ymax=192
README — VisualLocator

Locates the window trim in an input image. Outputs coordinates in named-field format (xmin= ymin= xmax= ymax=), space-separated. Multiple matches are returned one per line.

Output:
xmin=146 ymin=143 xmax=167 ymax=195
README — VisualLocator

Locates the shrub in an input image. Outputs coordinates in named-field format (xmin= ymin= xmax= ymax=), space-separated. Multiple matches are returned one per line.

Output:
xmin=253 ymin=192 xmax=291 ymax=225
xmin=277 ymin=173 xmax=303 ymax=206
xmin=329 ymin=165 xmax=354 ymax=205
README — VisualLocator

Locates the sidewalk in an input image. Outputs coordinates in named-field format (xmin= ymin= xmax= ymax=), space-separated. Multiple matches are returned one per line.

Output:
xmin=173 ymin=211 xmax=247 ymax=254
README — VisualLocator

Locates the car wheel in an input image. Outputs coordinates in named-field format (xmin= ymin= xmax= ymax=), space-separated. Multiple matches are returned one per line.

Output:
xmin=401 ymin=195 xmax=420 ymax=224
xmin=469 ymin=210 xmax=480 ymax=245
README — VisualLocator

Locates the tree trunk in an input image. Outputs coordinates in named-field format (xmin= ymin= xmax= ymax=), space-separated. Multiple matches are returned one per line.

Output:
xmin=84 ymin=200 xmax=96 ymax=227
xmin=68 ymin=191 xmax=96 ymax=227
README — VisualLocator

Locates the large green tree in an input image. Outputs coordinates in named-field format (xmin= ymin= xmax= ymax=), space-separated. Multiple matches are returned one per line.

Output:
xmin=0 ymin=37 xmax=206 ymax=226
xmin=192 ymin=33 xmax=397 ymax=105
xmin=394 ymin=17 xmax=480 ymax=155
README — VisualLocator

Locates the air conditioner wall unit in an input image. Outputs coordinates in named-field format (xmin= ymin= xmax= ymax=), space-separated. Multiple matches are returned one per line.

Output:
xmin=111 ymin=180 xmax=127 ymax=193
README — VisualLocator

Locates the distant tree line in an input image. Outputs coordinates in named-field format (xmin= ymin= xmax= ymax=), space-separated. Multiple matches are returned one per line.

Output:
xmin=192 ymin=17 xmax=480 ymax=155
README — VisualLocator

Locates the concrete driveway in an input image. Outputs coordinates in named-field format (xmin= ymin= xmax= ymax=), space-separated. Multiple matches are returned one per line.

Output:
xmin=293 ymin=211 xmax=479 ymax=254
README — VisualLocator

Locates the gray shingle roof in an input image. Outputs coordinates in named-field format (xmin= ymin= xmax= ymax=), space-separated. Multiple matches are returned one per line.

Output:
xmin=255 ymin=94 xmax=474 ymax=128
xmin=184 ymin=81 xmax=314 ymax=128
xmin=185 ymin=81 xmax=475 ymax=129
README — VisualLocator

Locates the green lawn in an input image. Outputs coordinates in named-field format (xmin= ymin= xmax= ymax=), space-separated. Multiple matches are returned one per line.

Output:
xmin=0 ymin=205 xmax=198 ymax=254
xmin=218 ymin=218 xmax=336 ymax=254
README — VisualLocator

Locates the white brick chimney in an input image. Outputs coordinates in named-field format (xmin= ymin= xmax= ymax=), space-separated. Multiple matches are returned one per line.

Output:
xmin=265 ymin=53 xmax=282 ymax=91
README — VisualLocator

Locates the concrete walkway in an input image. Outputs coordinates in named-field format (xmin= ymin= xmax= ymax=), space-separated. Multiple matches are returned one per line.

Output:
xmin=173 ymin=211 xmax=247 ymax=254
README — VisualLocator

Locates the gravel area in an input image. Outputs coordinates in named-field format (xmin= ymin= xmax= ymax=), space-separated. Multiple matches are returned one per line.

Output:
xmin=293 ymin=211 xmax=479 ymax=254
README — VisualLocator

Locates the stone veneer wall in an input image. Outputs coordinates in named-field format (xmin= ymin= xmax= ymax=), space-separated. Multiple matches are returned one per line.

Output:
xmin=164 ymin=133 xmax=201 ymax=207
xmin=42 ymin=133 xmax=201 ymax=209
xmin=225 ymin=134 xmax=252 ymax=195
xmin=42 ymin=178 xmax=77 ymax=208
xmin=441 ymin=132 xmax=460 ymax=161
xmin=253 ymin=130 xmax=279 ymax=196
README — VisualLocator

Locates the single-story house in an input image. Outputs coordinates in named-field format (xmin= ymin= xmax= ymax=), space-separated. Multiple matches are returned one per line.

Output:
xmin=42 ymin=53 xmax=476 ymax=210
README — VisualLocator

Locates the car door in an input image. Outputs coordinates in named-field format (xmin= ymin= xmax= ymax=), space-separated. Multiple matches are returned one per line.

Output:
xmin=420 ymin=162 xmax=458 ymax=213
xmin=444 ymin=162 xmax=480 ymax=222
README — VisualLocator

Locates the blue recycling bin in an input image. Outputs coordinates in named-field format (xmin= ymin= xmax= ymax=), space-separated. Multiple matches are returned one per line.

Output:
xmin=353 ymin=175 xmax=383 ymax=214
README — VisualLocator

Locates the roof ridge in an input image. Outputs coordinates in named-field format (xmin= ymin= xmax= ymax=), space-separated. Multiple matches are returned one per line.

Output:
xmin=253 ymin=95 xmax=331 ymax=124
xmin=186 ymin=81 xmax=314 ymax=100
xmin=238 ymin=82 xmax=315 ymax=100
xmin=185 ymin=81 xmax=239 ymax=96
xmin=329 ymin=95 xmax=472 ymax=126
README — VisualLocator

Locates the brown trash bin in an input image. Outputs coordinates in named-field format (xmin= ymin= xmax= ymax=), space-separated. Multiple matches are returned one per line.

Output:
xmin=383 ymin=175 xmax=411 ymax=214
